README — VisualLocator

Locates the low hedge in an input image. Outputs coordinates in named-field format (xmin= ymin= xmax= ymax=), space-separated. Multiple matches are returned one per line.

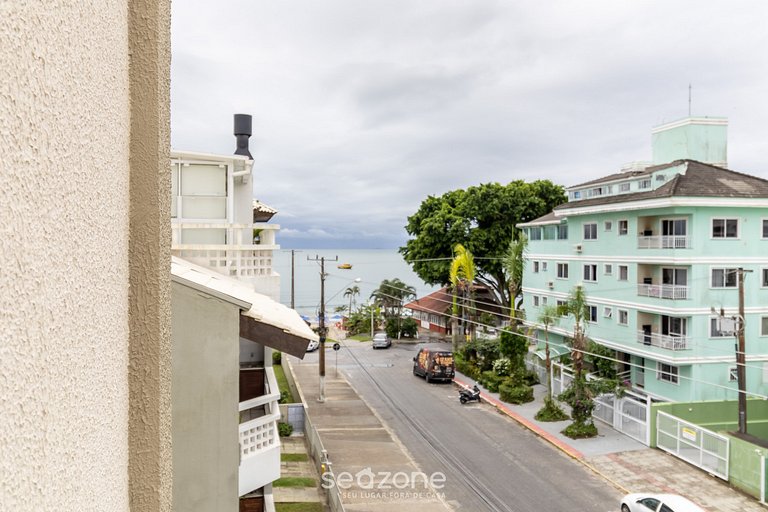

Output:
xmin=479 ymin=370 xmax=503 ymax=393
xmin=499 ymin=381 xmax=534 ymax=405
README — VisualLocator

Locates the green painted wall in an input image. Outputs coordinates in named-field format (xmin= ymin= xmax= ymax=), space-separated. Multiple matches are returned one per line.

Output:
xmin=726 ymin=435 xmax=764 ymax=498
xmin=651 ymin=118 xmax=727 ymax=165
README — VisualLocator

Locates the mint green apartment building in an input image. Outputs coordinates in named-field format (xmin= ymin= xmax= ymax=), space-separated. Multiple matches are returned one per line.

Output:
xmin=519 ymin=117 xmax=768 ymax=402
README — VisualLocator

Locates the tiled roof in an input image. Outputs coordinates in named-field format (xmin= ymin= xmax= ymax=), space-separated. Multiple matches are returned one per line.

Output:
xmin=555 ymin=160 xmax=768 ymax=211
xmin=569 ymin=168 xmax=653 ymax=189
xmin=518 ymin=211 xmax=560 ymax=227
xmin=404 ymin=287 xmax=452 ymax=314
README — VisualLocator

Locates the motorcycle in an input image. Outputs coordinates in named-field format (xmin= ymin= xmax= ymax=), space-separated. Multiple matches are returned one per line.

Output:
xmin=459 ymin=384 xmax=481 ymax=404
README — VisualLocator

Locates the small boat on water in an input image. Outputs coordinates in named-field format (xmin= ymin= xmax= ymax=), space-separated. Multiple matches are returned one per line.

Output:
xmin=337 ymin=263 xmax=353 ymax=270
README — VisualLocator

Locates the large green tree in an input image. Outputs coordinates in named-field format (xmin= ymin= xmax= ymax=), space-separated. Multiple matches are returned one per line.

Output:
xmin=400 ymin=180 xmax=565 ymax=310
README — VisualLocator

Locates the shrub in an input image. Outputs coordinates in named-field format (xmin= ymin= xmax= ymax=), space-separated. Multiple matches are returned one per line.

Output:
xmin=499 ymin=381 xmax=534 ymax=404
xmin=561 ymin=421 xmax=598 ymax=439
xmin=400 ymin=317 xmax=418 ymax=337
xmin=492 ymin=357 xmax=512 ymax=377
xmin=454 ymin=354 xmax=481 ymax=380
xmin=385 ymin=318 xmax=400 ymax=338
xmin=278 ymin=422 xmax=293 ymax=437
xmin=479 ymin=370 xmax=503 ymax=393
xmin=534 ymin=396 xmax=569 ymax=422
xmin=272 ymin=351 xmax=282 ymax=365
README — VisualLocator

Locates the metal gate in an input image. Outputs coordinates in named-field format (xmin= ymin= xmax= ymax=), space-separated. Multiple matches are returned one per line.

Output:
xmin=656 ymin=410 xmax=729 ymax=480
xmin=593 ymin=390 xmax=650 ymax=445
xmin=551 ymin=362 xmax=573 ymax=397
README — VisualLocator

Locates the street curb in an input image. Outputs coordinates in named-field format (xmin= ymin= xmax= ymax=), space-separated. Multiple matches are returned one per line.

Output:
xmin=453 ymin=377 xmax=631 ymax=496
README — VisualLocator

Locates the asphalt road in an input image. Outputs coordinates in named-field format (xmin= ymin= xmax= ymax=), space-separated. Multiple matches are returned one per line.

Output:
xmin=323 ymin=339 xmax=622 ymax=512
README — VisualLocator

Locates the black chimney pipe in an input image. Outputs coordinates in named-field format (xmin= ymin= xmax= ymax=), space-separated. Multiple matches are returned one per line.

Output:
xmin=233 ymin=114 xmax=253 ymax=159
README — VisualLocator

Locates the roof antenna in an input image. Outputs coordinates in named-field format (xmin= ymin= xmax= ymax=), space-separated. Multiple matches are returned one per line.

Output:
xmin=688 ymin=83 xmax=692 ymax=117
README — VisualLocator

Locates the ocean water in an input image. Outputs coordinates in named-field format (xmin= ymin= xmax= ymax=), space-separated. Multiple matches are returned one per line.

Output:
xmin=272 ymin=249 xmax=439 ymax=316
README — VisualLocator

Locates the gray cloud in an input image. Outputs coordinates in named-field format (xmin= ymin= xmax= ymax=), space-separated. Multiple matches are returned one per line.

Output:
xmin=172 ymin=0 xmax=768 ymax=249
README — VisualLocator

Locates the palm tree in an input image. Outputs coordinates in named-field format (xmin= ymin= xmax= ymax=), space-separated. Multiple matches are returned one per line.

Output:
xmin=558 ymin=284 xmax=597 ymax=437
xmin=538 ymin=304 xmax=560 ymax=400
xmin=370 ymin=278 xmax=416 ymax=335
xmin=503 ymin=234 xmax=527 ymax=328
xmin=449 ymin=244 xmax=475 ymax=351
xmin=343 ymin=285 xmax=360 ymax=314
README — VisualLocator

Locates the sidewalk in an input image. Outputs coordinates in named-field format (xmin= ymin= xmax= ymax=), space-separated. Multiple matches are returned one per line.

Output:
xmin=287 ymin=354 xmax=452 ymax=512
xmin=454 ymin=372 xmax=764 ymax=512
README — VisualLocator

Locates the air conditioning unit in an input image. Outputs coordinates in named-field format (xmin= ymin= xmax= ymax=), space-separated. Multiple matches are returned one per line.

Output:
xmin=574 ymin=243 xmax=583 ymax=253
xmin=547 ymin=281 xmax=554 ymax=289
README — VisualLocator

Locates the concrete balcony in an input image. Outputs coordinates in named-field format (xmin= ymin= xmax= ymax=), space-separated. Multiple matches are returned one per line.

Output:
xmin=171 ymin=222 xmax=280 ymax=298
xmin=637 ymin=283 xmax=689 ymax=300
xmin=238 ymin=367 xmax=282 ymax=497
xmin=637 ymin=235 xmax=690 ymax=249
xmin=636 ymin=331 xmax=690 ymax=351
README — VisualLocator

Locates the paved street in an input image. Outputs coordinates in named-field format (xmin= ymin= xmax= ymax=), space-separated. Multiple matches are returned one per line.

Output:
xmin=295 ymin=339 xmax=621 ymax=512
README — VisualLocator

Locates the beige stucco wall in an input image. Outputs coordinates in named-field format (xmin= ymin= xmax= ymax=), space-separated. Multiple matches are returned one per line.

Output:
xmin=0 ymin=1 xmax=171 ymax=510
xmin=171 ymin=283 xmax=240 ymax=512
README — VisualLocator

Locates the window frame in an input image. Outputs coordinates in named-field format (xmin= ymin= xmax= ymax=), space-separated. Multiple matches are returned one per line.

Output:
xmin=711 ymin=267 xmax=738 ymax=288
xmin=533 ymin=295 xmax=540 ymax=307
xmin=618 ymin=219 xmax=628 ymax=236
xmin=583 ymin=223 xmax=598 ymax=240
xmin=583 ymin=264 xmax=598 ymax=282
xmin=762 ymin=267 xmax=768 ymax=288
xmin=604 ymin=263 xmax=613 ymax=276
xmin=618 ymin=309 xmax=629 ymax=326
xmin=541 ymin=261 xmax=548 ymax=272
xmin=603 ymin=306 xmax=613 ymax=319
xmin=657 ymin=362 xmax=679 ymax=385
xmin=761 ymin=316 xmax=768 ymax=337
xmin=618 ymin=265 xmax=629 ymax=281
xmin=556 ymin=262 xmax=569 ymax=279
xmin=710 ymin=317 xmax=732 ymax=338
xmin=711 ymin=218 xmax=739 ymax=239
xmin=762 ymin=218 xmax=768 ymax=239
xmin=588 ymin=305 xmax=598 ymax=323
xmin=533 ymin=261 xmax=540 ymax=273
xmin=604 ymin=220 xmax=613 ymax=232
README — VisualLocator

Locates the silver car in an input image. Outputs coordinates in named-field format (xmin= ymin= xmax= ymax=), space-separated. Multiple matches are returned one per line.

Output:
xmin=372 ymin=332 xmax=391 ymax=349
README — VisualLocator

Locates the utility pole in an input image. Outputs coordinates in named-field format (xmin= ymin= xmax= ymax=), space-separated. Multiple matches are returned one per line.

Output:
xmin=308 ymin=255 xmax=337 ymax=402
xmin=284 ymin=249 xmax=302 ymax=310
xmin=737 ymin=267 xmax=751 ymax=435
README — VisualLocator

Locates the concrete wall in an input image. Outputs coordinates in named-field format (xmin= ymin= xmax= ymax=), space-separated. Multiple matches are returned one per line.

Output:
xmin=0 ymin=1 xmax=171 ymax=510
xmin=172 ymin=283 xmax=240 ymax=512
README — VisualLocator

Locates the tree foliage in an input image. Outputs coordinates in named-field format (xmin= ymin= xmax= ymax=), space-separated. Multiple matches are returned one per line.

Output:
xmin=369 ymin=278 xmax=415 ymax=319
xmin=400 ymin=181 xmax=566 ymax=309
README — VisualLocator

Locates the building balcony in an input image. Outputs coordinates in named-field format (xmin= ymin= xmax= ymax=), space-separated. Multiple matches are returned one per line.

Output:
xmin=636 ymin=235 xmax=690 ymax=249
xmin=636 ymin=283 xmax=689 ymax=300
xmin=238 ymin=366 xmax=282 ymax=497
xmin=636 ymin=331 xmax=690 ymax=351
xmin=171 ymin=222 xmax=279 ymax=281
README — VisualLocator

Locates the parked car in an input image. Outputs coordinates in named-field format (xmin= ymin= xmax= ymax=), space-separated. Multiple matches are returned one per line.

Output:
xmin=372 ymin=332 xmax=391 ymax=349
xmin=620 ymin=493 xmax=705 ymax=512
xmin=412 ymin=347 xmax=454 ymax=383
xmin=306 ymin=339 xmax=320 ymax=352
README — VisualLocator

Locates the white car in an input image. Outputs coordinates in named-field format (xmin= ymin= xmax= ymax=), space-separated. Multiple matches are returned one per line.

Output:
xmin=306 ymin=339 xmax=320 ymax=352
xmin=621 ymin=493 xmax=706 ymax=512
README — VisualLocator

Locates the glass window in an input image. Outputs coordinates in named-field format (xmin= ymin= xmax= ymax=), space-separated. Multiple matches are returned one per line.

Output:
xmin=618 ymin=310 xmax=628 ymax=325
xmin=603 ymin=307 xmax=613 ymax=318
xmin=533 ymin=261 xmax=540 ymax=273
xmin=541 ymin=261 xmax=548 ymax=272
xmin=639 ymin=179 xmax=651 ymax=189
xmin=619 ymin=183 xmax=630 ymax=192
xmin=657 ymin=363 xmax=679 ymax=384
xmin=729 ymin=367 xmax=738 ymax=382
xmin=712 ymin=218 xmax=738 ymax=238
xmin=542 ymin=296 xmax=548 ymax=305
xmin=763 ymin=219 xmax=768 ymax=239
xmin=572 ymin=191 xmax=581 ymax=199
xmin=605 ymin=264 xmax=613 ymax=275
xmin=533 ymin=296 xmax=540 ymax=307
xmin=762 ymin=317 xmax=768 ymax=336
xmin=618 ymin=265 xmax=628 ymax=281
xmin=557 ymin=224 xmax=568 ymax=240
xmin=763 ymin=268 xmax=768 ymax=287
xmin=557 ymin=300 xmax=567 ymax=316
xmin=712 ymin=268 xmax=738 ymax=288
xmin=584 ymin=223 xmax=598 ymax=240
xmin=529 ymin=227 xmax=542 ymax=240
xmin=588 ymin=306 xmax=597 ymax=322
xmin=604 ymin=221 xmax=613 ymax=231
xmin=583 ymin=264 xmax=598 ymax=282
xmin=710 ymin=318 xmax=731 ymax=337
xmin=618 ymin=220 xmax=628 ymax=235
xmin=557 ymin=263 xmax=569 ymax=279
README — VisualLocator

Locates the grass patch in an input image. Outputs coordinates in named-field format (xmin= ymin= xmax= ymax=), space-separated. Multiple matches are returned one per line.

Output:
xmin=275 ymin=503 xmax=324 ymax=512
xmin=273 ymin=477 xmax=317 ymax=488
xmin=281 ymin=452 xmax=309 ymax=462
xmin=273 ymin=363 xmax=298 ymax=403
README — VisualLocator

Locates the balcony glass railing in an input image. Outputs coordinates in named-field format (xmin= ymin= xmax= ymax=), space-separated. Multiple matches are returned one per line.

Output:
xmin=636 ymin=284 xmax=689 ymax=300
xmin=637 ymin=235 xmax=690 ymax=249
xmin=636 ymin=331 xmax=690 ymax=351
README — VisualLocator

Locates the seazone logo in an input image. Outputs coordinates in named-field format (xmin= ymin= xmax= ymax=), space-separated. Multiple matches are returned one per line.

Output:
xmin=321 ymin=467 xmax=446 ymax=491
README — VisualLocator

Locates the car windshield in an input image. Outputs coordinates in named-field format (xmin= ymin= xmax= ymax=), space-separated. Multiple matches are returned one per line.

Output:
xmin=373 ymin=334 xmax=387 ymax=340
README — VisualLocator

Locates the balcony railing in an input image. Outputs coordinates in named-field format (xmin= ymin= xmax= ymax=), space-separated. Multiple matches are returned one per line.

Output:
xmin=637 ymin=235 xmax=690 ymax=249
xmin=636 ymin=284 xmax=689 ymax=300
xmin=171 ymin=222 xmax=279 ymax=279
xmin=636 ymin=331 xmax=690 ymax=351
xmin=239 ymin=366 xmax=281 ymax=496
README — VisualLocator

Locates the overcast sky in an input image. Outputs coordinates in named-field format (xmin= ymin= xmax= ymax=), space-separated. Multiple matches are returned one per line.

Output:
xmin=171 ymin=1 xmax=768 ymax=249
